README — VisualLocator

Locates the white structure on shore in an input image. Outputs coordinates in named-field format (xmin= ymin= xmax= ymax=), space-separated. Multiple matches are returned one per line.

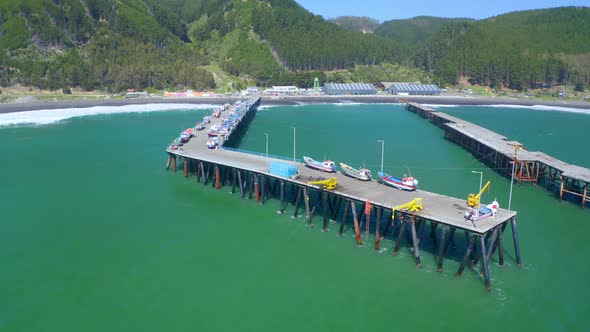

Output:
xmin=263 ymin=86 xmax=300 ymax=96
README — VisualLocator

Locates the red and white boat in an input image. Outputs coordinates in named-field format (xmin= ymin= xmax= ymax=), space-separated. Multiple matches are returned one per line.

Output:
xmin=303 ymin=156 xmax=336 ymax=173
xmin=207 ymin=124 xmax=221 ymax=137
xmin=377 ymin=171 xmax=418 ymax=191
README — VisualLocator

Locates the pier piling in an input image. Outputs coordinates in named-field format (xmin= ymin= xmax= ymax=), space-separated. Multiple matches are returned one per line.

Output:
xmin=280 ymin=181 xmax=286 ymax=214
xmin=456 ymin=234 xmax=477 ymax=277
xmin=350 ymin=201 xmax=362 ymax=246
xmin=480 ymin=236 xmax=492 ymax=291
xmin=293 ymin=187 xmax=302 ymax=218
xmin=375 ymin=207 xmax=382 ymax=251
xmin=410 ymin=215 xmax=422 ymax=268
xmin=322 ymin=191 xmax=329 ymax=232
xmin=215 ymin=165 xmax=220 ymax=189
xmin=304 ymin=187 xmax=312 ymax=227
xmin=393 ymin=215 xmax=406 ymax=256
xmin=437 ymin=226 xmax=447 ymax=272
xmin=511 ymin=218 xmax=522 ymax=266
xmin=338 ymin=199 xmax=350 ymax=236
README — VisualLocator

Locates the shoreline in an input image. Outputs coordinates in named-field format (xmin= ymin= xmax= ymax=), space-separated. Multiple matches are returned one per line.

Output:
xmin=0 ymin=94 xmax=589 ymax=114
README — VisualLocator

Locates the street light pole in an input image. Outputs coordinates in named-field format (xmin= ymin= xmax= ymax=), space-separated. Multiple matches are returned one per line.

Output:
xmin=508 ymin=142 xmax=523 ymax=211
xmin=292 ymin=127 xmax=296 ymax=162
xmin=264 ymin=133 xmax=269 ymax=157
xmin=472 ymin=170 xmax=483 ymax=193
xmin=377 ymin=140 xmax=384 ymax=173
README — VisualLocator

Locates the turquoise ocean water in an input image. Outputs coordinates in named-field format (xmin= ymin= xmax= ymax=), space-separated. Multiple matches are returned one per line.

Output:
xmin=0 ymin=103 xmax=589 ymax=331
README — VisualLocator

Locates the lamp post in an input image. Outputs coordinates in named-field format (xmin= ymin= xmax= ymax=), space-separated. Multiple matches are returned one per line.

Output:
xmin=292 ymin=127 xmax=296 ymax=161
xmin=508 ymin=142 xmax=523 ymax=211
xmin=264 ymin=133 xmax=269 ymax=157
xmin=377 ymin=140 xmax=384 ymax=173
xmin=472 ymin=170 xmax=483 ymax=193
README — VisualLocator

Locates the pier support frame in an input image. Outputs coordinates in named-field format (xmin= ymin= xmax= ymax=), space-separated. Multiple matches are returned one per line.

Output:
xmin=293 ymin=187 xmax=302 ymax=218
xmin=338 ymin=199 xmax=350 ymax=236
xmin=511 ymin=218 xmax=522 ymax=266
xmin=375 ymin=207 xmax=382 ymax=251
xmin=304 ymin=187 xmax=312 ymax=227
xmin=322 ymin=191 xmax=329 ymax=232
xmin=410 ymin=215 xmax=421 ymax=268
xmin=456 ymin=234 xmax=477 ymax=277
xmin=279 ymin=181 xmax=286 ymax=214
xmin=350 ymin=201 xmax=362 ymax=246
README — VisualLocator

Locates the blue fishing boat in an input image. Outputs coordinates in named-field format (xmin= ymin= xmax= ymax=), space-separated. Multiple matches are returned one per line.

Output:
xmin=339 ymin=163 xmax=371 ymax=181
xmin=378 ymin=171 xmax=418 ymax=191
xmin=303 ymin=156 xmax=336 ymax=173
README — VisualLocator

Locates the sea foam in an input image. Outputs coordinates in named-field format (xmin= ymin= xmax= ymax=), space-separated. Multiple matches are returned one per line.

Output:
xmin=426 ymin=103 xmax=590 ymax=114
xmin=0 ymin=103 xmax=217 ymax=127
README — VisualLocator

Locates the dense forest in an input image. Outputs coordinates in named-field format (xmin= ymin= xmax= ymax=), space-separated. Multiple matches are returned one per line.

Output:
xmin=416 ymin=7 xmax=590 ymax=89
xmin=374 ymin=16 xmax=474 ymax=51
xmin=0 ymin=1 xmax=588 ymax=92
xmin=329 ymin=16 xmax=380 ymax=34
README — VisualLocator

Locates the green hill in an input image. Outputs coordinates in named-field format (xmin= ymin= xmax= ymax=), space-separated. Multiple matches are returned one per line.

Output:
xmin=329 ymin=16 xmax=380 ymax=33
xmin=418 ymin=7 xmax=590 ymax=89
xmin=0 ymin=2 xmax=588 ymax=93
xmin=374 ymin=16 xmax=474 ymax=50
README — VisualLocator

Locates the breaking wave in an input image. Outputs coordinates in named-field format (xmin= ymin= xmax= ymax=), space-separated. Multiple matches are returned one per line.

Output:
xmin=0 ymin=103 xmax=216 ymax=127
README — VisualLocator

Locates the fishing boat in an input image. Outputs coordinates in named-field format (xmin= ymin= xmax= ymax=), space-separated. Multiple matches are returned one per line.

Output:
xmin=179 ymin=128 xmax=192 ymax=143
xmin=464 ymin=200 xmax=499 ymax=221
xmin=195 ymin=122 xmax=206 ymax=131
xmin=207 ymin=124 xmax=221 ymax=137
xmin=202 ymin=116 xmax=211 ymax=124
xmin=303 ymin=156 xmax=336 ymax=173
xmin=206 ymin=137 xmax=219 ymax=149
xmin=377 ymin=171 xmax=418 ymax=191
xmin=339 ymin=163 xmax=371 ymax=181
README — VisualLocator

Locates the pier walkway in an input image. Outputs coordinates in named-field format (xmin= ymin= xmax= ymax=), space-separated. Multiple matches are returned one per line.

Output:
xmin=406 ymin=103 xmax=590 ymax=207
xmin=165 ymin=97 xmax=521 ymax=290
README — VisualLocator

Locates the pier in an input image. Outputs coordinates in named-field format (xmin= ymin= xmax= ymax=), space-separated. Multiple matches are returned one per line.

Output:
xmin=406 ymin=103 xmax=590 ymax=208
xmin=165 ymin=97 xmax=521 ymax=291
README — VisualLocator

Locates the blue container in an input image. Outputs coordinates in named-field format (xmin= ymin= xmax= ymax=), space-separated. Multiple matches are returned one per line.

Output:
xmin=269 ymin=162 xmax=298 ymax=178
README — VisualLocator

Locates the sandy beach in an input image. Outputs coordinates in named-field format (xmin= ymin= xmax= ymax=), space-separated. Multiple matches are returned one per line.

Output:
xmin=0 ymin=94 xmax=589 ymax=114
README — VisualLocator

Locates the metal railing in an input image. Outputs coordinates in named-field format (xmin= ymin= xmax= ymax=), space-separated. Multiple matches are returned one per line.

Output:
xmin=221 ymin=146 xmax=302 ymax=163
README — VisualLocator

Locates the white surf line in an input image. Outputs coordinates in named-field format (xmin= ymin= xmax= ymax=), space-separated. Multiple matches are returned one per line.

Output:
xmin=0 ymin=103 xmax=218 ymax=127
xmin=425 ymin=103 xmax=590 ymax=114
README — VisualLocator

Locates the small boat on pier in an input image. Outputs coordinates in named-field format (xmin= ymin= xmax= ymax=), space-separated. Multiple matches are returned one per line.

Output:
xmin=195 ymin=122 xmax=206 ymax=131
xmin=303 ymin=156 xmax=336 ymax=173
xmin=339 ymin=163 xmax=371 ymax=181
xmin=378 ymin=171 xmax=418 ymax=191
xmin=207 ymin=124 xmax=221 ymax=137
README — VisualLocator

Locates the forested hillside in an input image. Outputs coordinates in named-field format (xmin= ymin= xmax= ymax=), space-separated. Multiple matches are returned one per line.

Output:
xmin=329 ymin=16 xmax=380 ymax=33
xmin=0 ymin=1 xmax=588 ymax=93
xmin=417 ymin=7 xmax=590 ymax=89
xmin=374 ymin=16 xmax=473 ymax=51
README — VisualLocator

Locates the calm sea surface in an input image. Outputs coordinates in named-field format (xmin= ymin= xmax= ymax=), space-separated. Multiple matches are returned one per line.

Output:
xmin=1 ymin=103 xmax=589 ymax=331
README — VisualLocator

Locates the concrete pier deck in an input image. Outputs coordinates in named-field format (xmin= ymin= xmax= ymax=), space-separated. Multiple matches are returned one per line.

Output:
xmin=171 ymin=100 xmax=516 ymax=235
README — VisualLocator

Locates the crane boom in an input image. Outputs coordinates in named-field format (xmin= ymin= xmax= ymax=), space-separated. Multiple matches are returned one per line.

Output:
xmin=467 ymin=180 xmax=491 ymax=207
xmin=308 ymin=177 xmax=338 ymax=190
xmin=391 ymin=198 xmax=423 ymax=221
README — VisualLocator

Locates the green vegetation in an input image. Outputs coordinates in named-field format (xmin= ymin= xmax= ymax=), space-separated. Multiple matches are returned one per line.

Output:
xmin=417 ymin=7 xmax=590 ymax=90
xmin=329 ymin=16 xmax=380 ymax=33
xmin=375 ymin=16 xmax=473 ymax=51
xmin=0 ymin=1 xmax=588 ymax=94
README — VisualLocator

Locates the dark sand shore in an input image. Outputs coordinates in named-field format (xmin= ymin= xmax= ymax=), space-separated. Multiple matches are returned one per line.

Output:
xmin=1 ymin=94 xmax=589 ymax=114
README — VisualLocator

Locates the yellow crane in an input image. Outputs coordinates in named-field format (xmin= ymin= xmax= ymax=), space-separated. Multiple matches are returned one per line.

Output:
xmin=467 ymin=180 xmax=491 ymax=207
xmin=308 ymin=177 xmax=338 ymax=190
xmin=391 ymin=198 xmax=423 ymax=221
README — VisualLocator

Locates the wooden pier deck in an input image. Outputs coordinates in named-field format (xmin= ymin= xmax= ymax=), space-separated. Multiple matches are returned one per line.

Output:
xmin=407 ymin=103 xmax=590 ymax=207
xmin=165 ymin=97 xmax=522 ymax=290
